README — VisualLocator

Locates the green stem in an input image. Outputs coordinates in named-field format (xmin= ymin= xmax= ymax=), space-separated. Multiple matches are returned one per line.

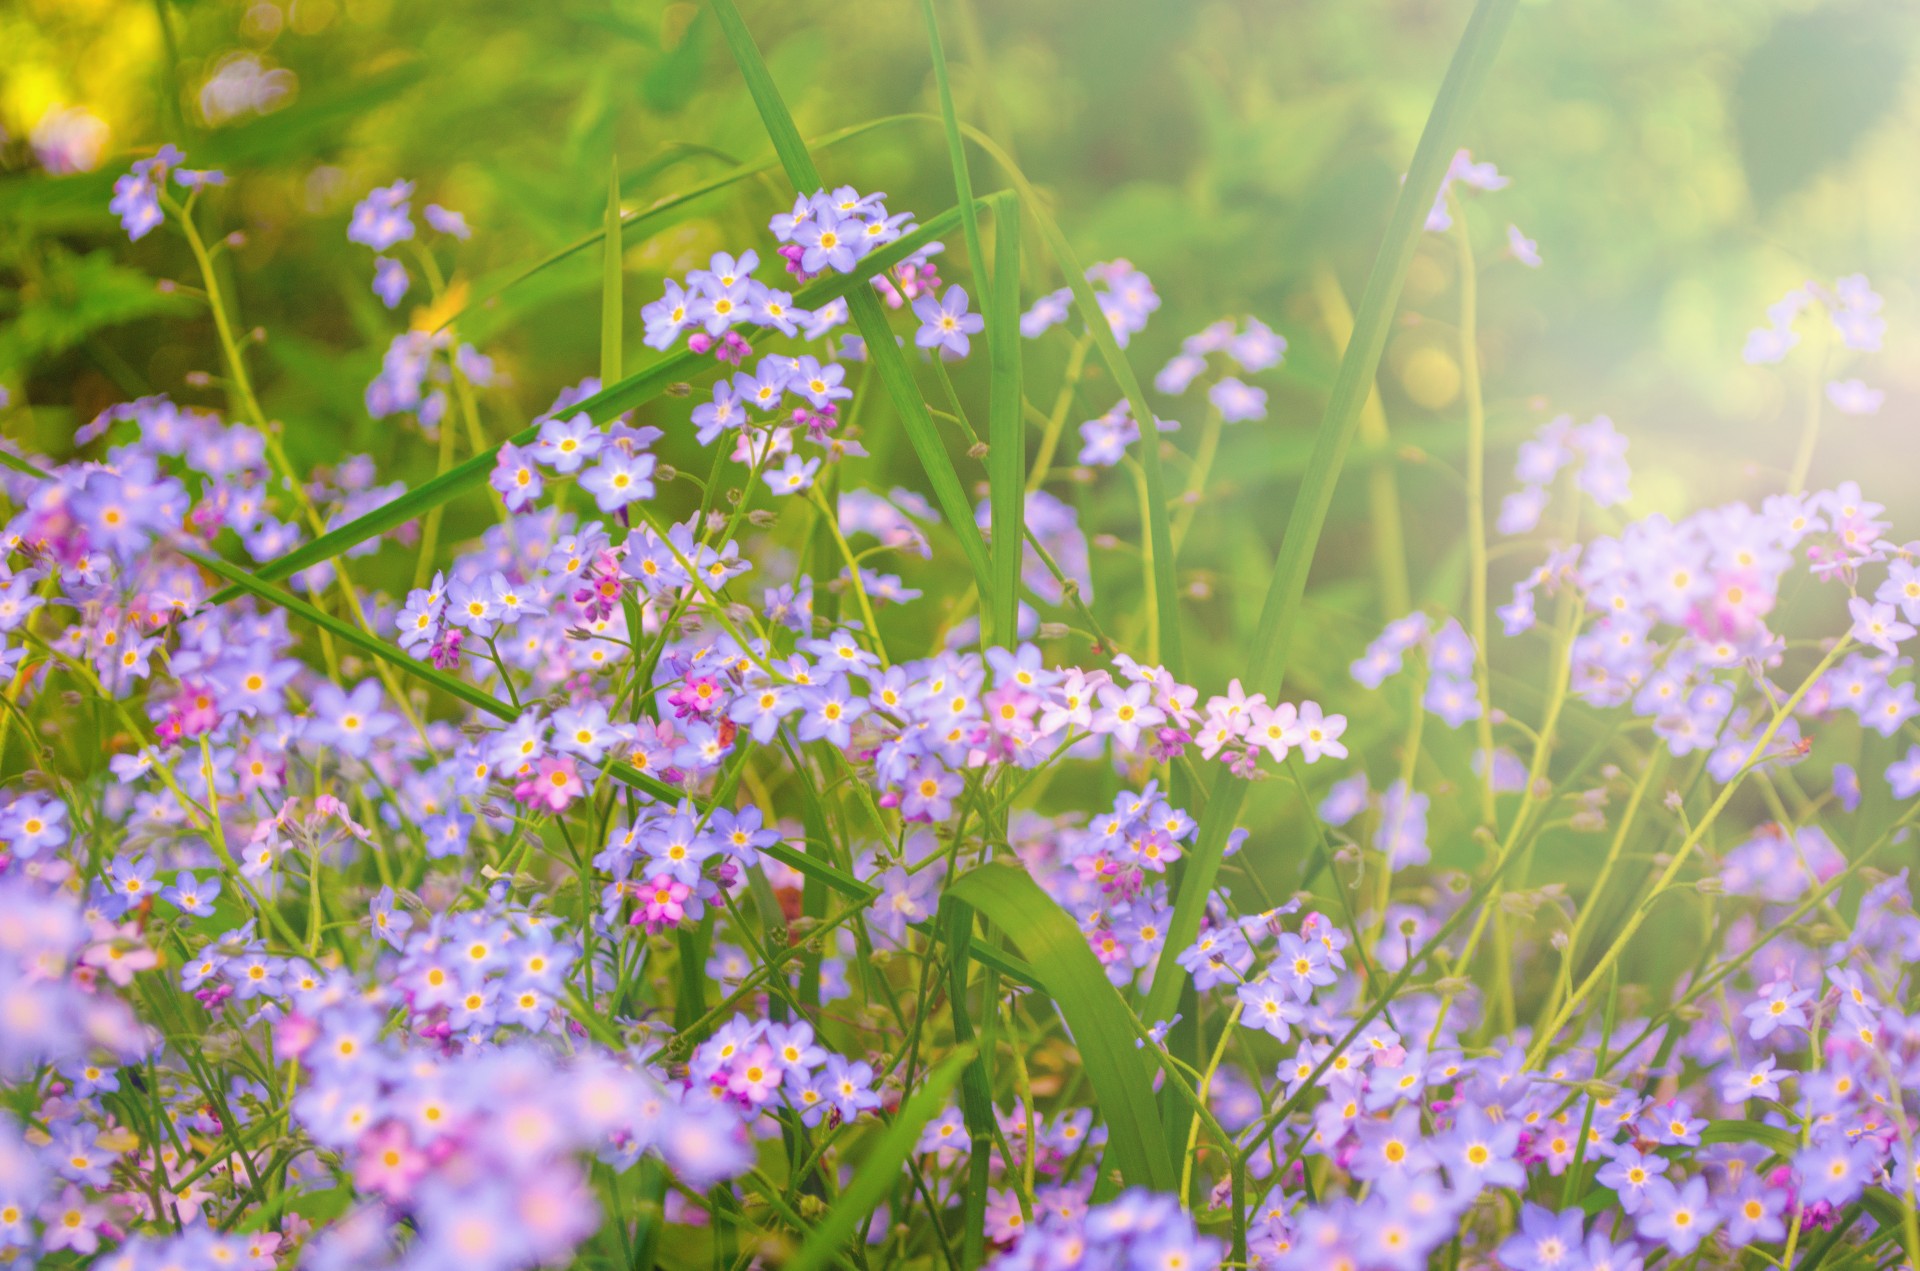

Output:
xmin=1525 ymin=637 xmax=1853 ymax=1069
xmin=1786 ymin=314 xmax=1829 ymax=494
xmin=1450 ymin=195 xmax=1498 ymax=831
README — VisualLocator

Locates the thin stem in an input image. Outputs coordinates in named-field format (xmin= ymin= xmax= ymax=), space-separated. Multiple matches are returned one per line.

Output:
xmin=1524 ymin=637 xmax=1854 ymax=1069
xmin=1450 ymin=195 xmax=1498 ymax=831
xmin=1786 ymin=314 xmax=1829 ymax=494
xmin=1312 ymin=264 xmax=1411 ymax=617
xmin=1027 ymin=331 xmax=1094 ymax=492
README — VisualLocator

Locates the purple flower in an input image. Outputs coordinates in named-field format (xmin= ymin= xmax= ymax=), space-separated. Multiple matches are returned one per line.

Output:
xmin=533 ymin=414 xmax=603 ymax=474
xmin=160 ymin=870 xmax=221 ymax=917
xmin=425 ymin=203 xmax=471 ymax=238
xmin=1235 ymin=978 xmax=1303 ymax=1041
xmin=1635 ymin=1176 xmax=1719 ymax=1255
xmin=109 ymin=145 xmax=184 ymax=241
xmin=348 ymin=180 xmax=415 ymax=250
xmin=1595 ymin=1145 xmax=1667 ymax=1214
xmin=1725 ymin=1178 xmax=1786 ymax=1244
xmin=796 ymin=677 xmax=867 ymax=748
xmin=795 ymin=215 xmax=859 ymax=274
xmin=1435 ymin=1106 xmax=1524 ymax=1189
xmin=372 ymin=256 xmax=410 ymax=308
xmin=1887 ymin=744 xmax=1920 ymax=799
xmin=1795 ymin=1133 xmax=1876 ymax=1208
xmin=913 ymin=285 xmax=984 ymax=359
xmin=1227 ymin=318 xmax=1286 ymax=372
xmin=1208 ymin=376 xmax=1267 ymax=422
xmin=1424 ymin=674 xmax=1482 ymax=728
xmin=643 ymin=280 xmax=695 ymax=351
xmin=1496 ymin=1204 xmax=1584 ymax=1271
xmin=1744 ymin=981 xmax=1812 ymax=1040
xmin=304 ymin=680 xmax=400 ymax=759
xmin=490 ymin=442 xmax=544 ymax=512
xmin=1291 ymin=701 xmax=1348 ymax=762
xmin=1157 ymin=352 xmax=1206 ymax=395
xmin=764 ymin=454 xmax=820 ymax=496
xmin=1506 ymin=223 xmax=1542 ymax=267
xmin=579 ymin=450 xmax=657 ymax=512
xmin=1022 ymin=287 xmax=1072 ymax=338
xmin=1849 ymin=597 xmax=1912 ymax=654
xmin=1827 ymin=378 xmax=1884 ymax=416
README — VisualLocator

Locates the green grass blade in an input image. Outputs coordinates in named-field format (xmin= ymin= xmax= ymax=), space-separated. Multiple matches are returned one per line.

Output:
xmin=1142 ymin=0 xmax=1521 ymax=1028
xmin=1697 ymin=1120 xmax=1800 ymax=1157
xmin=939 ymin=896 xmax=998 ymax=1263
xmin=707 ymin=0 xmax=993 ymax=597
xmin=753 ymin=841 xmax=1041 ymax=985
xmin=705 ymin=0 xmax=822 ymax=187
xmin=186 ymin=549 xmax=513 ymax=721
xmin=945 ymin=861 xmax=1175 ymax=1192
xmin=941 ymin=125 xmax=1182 ymax=674
xmin=437 ymin=117 xmax=920 ymax=335
xmin=602 ymin=156 xmax=623 ymax=386
xmin=918 ymin=0 xmax=988 ymax=333
xmin=1030 ymin=210 xmax=1182 ymax=675
xmin=785 ymin=1043 xmax=976 ymax=1271
xmin=205 ymin=202 xmax=983 ymax=603
xmin=985 ymin=204 xmax=1025 ymax=647
xmin=844 ymin=288 xmax=994 ymax=595
xmin=0 ymin=450 xmax=50 ymax=480
xmin=920 ymin=0 xmax=1010 ymax=640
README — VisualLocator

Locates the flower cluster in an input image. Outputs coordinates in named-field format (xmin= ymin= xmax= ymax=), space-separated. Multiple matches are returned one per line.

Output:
xmin=1156 ymin=315 xmax=1287 ymax=420
xmin=22 ymin=94 xmax=1920 ymax=1271
xmin=346 ymin=180 xmax=471 ymax=308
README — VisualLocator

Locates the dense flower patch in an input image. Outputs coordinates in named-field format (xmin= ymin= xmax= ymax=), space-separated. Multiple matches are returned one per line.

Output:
xmin=4 ymin=6 xmax=1919 ymax=1270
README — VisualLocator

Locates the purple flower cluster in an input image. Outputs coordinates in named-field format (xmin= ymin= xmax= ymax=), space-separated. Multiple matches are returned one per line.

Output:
xmin=18 ymin=108 xmax=1920 ymax=1271
xmin=1156 ymin=315 xmax=1287 ymax=420
xmin=346 ymin=180 xmax=471 ymax=308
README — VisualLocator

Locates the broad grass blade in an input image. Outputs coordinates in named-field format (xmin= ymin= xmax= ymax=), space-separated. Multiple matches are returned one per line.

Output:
xmin=946 ymin=861 xmax=1176 ymax=1192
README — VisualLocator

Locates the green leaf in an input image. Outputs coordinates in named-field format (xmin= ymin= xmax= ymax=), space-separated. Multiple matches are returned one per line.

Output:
xmin=945 ymin=862 xmax=1175 ymax=1192
xmin=985 ymin=204 xmax=1025 ymax=648
xmin=602 ymin=156 xmax=623 ymax=387
xmin=1142 ymin=0 xmax=1521 ymax=1028
xmin=0 ymin=247 xmax=194 ymax=374
xmin=1696 ymin=1119 xmax=1801 ymax=1158
xmin=784 ymin=1043 xmax=977 ymax=1271
xmin=707 ymin=0 xmax=994 ymax=598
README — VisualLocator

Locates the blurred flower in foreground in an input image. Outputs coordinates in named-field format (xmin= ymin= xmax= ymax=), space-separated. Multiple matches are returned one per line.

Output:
xmin=29 ymin=106 xmax=108 ymax=174
xmin=199 ymin=54 xmax=295 ymax=125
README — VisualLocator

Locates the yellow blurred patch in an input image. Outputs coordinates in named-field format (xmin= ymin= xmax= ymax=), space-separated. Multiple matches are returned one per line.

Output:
xmin=97 ymin=1126 xmax=141 ymax=1153
xmin=1397 ymin=346 xmax=1462 ymax=411
xmin=412 ymin=281 xmax=470 ymax=335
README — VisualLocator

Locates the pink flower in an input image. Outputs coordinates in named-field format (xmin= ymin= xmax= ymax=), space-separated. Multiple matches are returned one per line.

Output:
xmin=353 ymin=1121 xmax=427 ymax=1202
xmin=634 ymin=876 xmax=693 ymax=932
xmin=516 ymin=756 xmax=584 ymax=812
